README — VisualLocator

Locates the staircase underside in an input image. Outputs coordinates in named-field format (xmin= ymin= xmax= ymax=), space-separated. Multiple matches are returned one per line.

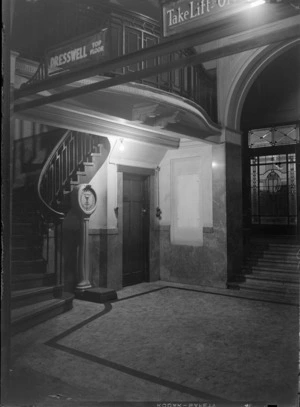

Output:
xmin=229 ymin=235 xmax=299 ymax=306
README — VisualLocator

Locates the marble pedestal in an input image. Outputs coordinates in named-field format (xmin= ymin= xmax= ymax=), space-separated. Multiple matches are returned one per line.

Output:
xmin=75 ymin=287 xmax=118 ymax=303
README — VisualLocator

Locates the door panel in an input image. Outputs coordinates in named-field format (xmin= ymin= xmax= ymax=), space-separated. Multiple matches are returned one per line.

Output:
xmin=123 ymin=173 xmax=149 ymax=286
xmin=249 ymin=147 xmax=298 ymax=234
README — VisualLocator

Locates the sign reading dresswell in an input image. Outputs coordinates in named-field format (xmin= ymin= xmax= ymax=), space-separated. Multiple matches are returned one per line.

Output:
xmin=46 ymin=28 xmax=108 ymax=75
xmin=162 ymin=0 xmax=248 ymax=37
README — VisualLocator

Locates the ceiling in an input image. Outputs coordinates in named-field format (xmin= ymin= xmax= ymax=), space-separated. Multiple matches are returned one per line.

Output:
xmin=108 ymin=0 xmax=160 ymax=19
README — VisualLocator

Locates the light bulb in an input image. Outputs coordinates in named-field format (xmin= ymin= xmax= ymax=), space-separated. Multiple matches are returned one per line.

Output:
xmin=119 ymin=139 xmax=125 ymax=152
xmin=249 ymin=0 xmax=266 ymax=7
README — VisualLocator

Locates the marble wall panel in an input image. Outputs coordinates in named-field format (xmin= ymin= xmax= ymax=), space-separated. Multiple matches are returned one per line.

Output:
xmin=88 ymin=229 xmax=122 ymax=291
xmin=225 ymin=141 xmax=243 ymax=281
xmin=89 ymin=233 xmax=103 ymax=288
xmin=158 ymin=144 xmax=228 ymax=288
xmin=149 ymin=227 xmax=160 ymax=282
xmin=159 ymin=226 xmax=227 ymax=288
xmin=106 ymin=231 xmax=123 ymax=290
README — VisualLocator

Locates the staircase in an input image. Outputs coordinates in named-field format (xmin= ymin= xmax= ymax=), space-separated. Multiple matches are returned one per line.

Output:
xmin=11 ymin=130 xmax=110 ymax=334
xmin=11 ymin=189 xmax=73 ymax=335
xmin=230 ymin=235 xmax=300 ymax=305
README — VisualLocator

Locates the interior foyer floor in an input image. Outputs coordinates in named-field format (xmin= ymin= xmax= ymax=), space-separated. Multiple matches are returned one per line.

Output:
xmin=5 ymin=281 xmax=299 ymax=407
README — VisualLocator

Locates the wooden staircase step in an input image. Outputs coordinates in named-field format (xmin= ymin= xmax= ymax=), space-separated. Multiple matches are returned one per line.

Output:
xmin=253 ymin=262 xmax=298 ymax=271
xmin=11 ymin=293 xmax=74 ymax=335
xmin=12 ymin=273 xmax=55 ymax=290
xmin=232 ymin=236 xmax=300 ymax=304
xmin=12 ymin=236 xmax=39 ymax=247
xmin=250 ymin=268 xmax=299 ymax=278
xmin=268 ymin=242 xmax=300 ymax=249
xmin=70 ymin=180 xmax=79 ymax=186
xmin=12 ymin=223 xmax=37 ymax=234
xmin=251 ymin=263 xmax=298 ymax=272
xmin=239 ymin=282 xmax=298 ymax=297
xmin=258 ymin=254 xmax=298 ymax=261
xmin=236 ymin=285 xmax=299 ymax=305
xmin=251 ymin=236 xmax=299 ymax=244
xmin=12 ymin=247 xmax=42 ymax=260
xmin=11 ymin=285 xmax=64 ymax=309
xmin=12 ymin=259 xmax=47 ymax=274
xmin=244 ymin=275 xmax=299 ymax=292
xmin=250 ymin=248 xmax=299 ymax=256
xmin=246 ymin=271 xmax=299 ymax=284
xmin=12 ymin=213 xmax=38 ymax=222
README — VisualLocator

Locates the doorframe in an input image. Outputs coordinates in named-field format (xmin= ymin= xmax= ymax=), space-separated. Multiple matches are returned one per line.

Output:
xmin=116 ymin=165 xmax=157 ymax=287
xmin=243 ymin=129 xmax=299 ymax=236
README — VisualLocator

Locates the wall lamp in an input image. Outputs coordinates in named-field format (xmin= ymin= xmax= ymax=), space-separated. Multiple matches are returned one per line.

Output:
xmin=249 ymin=0 xmax=265 ymax=7
xmin=250 ymin=0 xmax=300 ymax=8
xmin=119 ymin=138 xmax=125 ymax=152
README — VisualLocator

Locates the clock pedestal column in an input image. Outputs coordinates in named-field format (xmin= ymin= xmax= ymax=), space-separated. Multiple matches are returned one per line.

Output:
xmin=72 ymin=184 xmax=117 ymax=303
xmin=76 ymin=216 xmax=92 ymax=291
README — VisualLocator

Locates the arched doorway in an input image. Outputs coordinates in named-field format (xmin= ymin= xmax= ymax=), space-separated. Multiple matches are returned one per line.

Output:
xmin=240 ymin=44 xmax=300 ymax=237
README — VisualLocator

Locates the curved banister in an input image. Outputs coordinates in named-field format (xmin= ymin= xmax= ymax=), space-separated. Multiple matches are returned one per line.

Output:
xmin=38 ymin=129 xmax=102 ymax=219
xmin=37 ymin=129 xmax=71 ymax=218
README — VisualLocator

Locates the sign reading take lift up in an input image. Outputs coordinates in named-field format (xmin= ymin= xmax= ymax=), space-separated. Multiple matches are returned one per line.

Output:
xmin=161 ymin=0 xmax=252 ymax=37
xmin=46 ymin=28 xmax=108 ymax=75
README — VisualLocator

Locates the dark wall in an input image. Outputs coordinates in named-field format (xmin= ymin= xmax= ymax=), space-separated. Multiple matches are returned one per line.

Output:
xmin=11 ymin=0 xmax=160 ymax=60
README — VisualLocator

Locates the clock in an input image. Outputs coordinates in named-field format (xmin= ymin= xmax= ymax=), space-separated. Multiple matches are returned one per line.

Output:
xmin=72 ymin=184 xmax=97 ymax=216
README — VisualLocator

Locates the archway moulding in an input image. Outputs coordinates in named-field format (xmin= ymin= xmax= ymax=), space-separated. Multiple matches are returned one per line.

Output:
xmin=224 ymin=38 xmax=300 ymax=131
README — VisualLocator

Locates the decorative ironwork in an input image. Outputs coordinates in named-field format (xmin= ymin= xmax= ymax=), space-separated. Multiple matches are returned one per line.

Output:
xmin=266 ymin=170 xmax=281 ymax=194
xmin=248 ymin=124 xmax=299 ymax=148
xmin=250 ymin=151 xmax=297 ymax=226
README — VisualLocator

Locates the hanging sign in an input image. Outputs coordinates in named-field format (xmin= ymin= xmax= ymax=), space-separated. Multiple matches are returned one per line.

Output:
xmin=46 ymin=28 xmax=108 ymax=75
xmin=161 ymin=0 xmax=249 ymax=37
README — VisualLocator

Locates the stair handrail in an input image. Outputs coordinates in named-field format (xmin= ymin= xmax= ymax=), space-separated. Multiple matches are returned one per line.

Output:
xmin=38 ymin=129 xmax=102 ymax=219
xmin=37 ymin=129 xmax=71 ymax=218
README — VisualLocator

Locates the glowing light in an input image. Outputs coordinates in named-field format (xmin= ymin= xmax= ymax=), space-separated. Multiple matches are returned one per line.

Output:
xmin=249 ymin=0 xmax=266 ymax=7
xmin=212 ymin=161 xmax=217 ymax=168
xmin=119 ymin=139 xmax=125 ymax=152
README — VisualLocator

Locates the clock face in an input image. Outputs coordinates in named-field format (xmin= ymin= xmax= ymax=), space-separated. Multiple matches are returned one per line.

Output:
xmin=79 ymin=187 xmax=96 ymax=213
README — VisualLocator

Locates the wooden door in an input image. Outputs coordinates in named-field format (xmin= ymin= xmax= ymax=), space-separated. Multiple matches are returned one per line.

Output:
xmin=123 ymin=173 xmax=149 ymax=286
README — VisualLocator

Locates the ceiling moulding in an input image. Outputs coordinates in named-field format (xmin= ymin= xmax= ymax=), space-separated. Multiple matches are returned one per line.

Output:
xmin=15 ymin=66 xmax=220 ymax=136
xmin=14 ymin=84 xmax=222 ymax=143
xmin=15 ymin=102 xmax=181 ymax=149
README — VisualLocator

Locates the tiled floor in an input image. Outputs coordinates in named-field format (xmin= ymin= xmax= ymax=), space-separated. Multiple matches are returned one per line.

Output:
xmin=5 ymin=282 xmax=299 ymax=407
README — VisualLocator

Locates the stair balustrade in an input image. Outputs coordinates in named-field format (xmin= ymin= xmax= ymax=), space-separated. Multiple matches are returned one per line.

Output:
xmin=38 ymin=130 xmax=102 ymax=287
